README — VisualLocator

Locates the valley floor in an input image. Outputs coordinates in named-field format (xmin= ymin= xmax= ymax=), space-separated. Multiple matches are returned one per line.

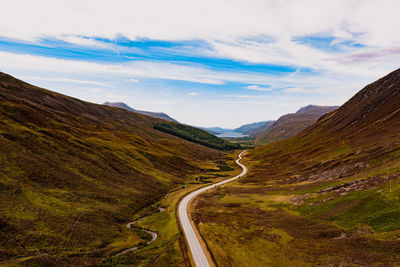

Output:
xmin=192 ymin=156 xmax=400 ymax=266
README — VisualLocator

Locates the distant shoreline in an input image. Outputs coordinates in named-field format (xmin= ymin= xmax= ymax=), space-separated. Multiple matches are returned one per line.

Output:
xmin=217 ymin=132 xmax=248 ymax=138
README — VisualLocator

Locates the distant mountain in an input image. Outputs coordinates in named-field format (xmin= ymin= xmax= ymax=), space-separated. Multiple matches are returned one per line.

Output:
xmin=202 ymin=121 xmax=276 ymax=138
xmin=296 ymin=104 xmax=338 ymax=115
xmin=235 ymin=121 xmax=268 ymax=135
xmin=241 ymin=120 xmax=275 ymax=136
xmin=256 ymin=105 xmax=338 ymax=144
xmin=202 ymin=106 xmax=336 ymax=141
xmin=103 ymin=101 xmax=177 ymax=122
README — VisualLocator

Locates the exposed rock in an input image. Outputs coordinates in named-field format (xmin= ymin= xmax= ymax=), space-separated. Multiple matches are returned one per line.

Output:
xmin=294 ymin=162 xmax=367 ymax=183
xmin=288 ymin=194 xmax=314 ymax=205
xmin=321 ymin=174 xmax=398 ymax=194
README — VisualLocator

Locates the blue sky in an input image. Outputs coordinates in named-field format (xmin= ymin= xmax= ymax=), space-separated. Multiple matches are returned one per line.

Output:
xmin=1 ymin=0 xmax=400 ymax=128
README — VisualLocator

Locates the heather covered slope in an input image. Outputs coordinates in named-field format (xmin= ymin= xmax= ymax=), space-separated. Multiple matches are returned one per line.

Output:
xmin=0 ymin=72 xmax=224 ymax=262
xmin=256 ymin=105 xmax=338 ymax=145
xmin=252 ymin=68 xmax=400 ymax=174
xmin=248 ymin=68 xmax=400 ymax=219
xmin=193 ymin=69 xmax=400 ymax=266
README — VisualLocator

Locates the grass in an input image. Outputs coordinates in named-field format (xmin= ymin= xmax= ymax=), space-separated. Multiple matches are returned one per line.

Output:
xmin=0 ymin=72 xmax=226 ymax=265
xmin=99 ymin=151 xmax=241 ymax=266
xmin=193 ymin=181 xmax=400 ymax=266
xmin=298 ymin=187 xmax=400 ymax=233
xmin=198 ymin=222 xmax=295 ymax=266
xmin=191 ymin=97 xmax=400 ymax=266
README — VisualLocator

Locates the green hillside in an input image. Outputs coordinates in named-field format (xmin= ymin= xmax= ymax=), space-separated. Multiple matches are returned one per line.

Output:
xmin=154 ymin=122 xmax=241 ymax=150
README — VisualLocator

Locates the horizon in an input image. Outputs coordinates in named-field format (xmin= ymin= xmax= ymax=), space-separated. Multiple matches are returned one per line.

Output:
xmin=1 ymin=0 xmax=400 ymax=128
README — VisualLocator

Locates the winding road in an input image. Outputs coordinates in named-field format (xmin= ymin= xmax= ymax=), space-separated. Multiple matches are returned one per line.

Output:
xmin=178 ymin=151 xmax=247 ymax=267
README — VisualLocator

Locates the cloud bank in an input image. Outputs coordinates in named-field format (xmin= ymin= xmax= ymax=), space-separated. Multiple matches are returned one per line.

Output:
xmin=0 ymin=0 xmax=399 ymax=127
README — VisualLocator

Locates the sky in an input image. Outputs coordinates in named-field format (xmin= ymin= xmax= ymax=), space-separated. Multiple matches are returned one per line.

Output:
xmin=0 ymin=0 xmax=400 ymax=128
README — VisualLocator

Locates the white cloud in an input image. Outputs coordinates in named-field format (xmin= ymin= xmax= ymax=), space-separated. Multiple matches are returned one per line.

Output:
xmin=78 ymin=86 xmax=103 ymax=93
xmin=20 ymin=75 xmax=115 ymax=87
xmin=245 ymin=85 xmax=272 ymax=91
xmin=188 ymin=92 xmax=199 ymax=96
xmin=1 ymin=0 xmax=400 ymax=129
xmin=0 ymin=0 xmax=398 ymax=43
xmin=0 ymin=1 xmax=399 ymax=64
xmin=282 ymin=87 xmax=309 ymax=94
xmin=59 ymin=35 xmax=115 ymax=49
xmin=222 ymin=94 xmax=271 ymax=99
xmin=0 ymin=1 xmax=398 ymax=88
xmin=0 ymin=51 xmax=224 ymax=84
xmin=0 ymin=50 xmax=385 ymax=104
xmin=127 ymin=78 xmax=139 ymax=82
xmin=0 ymin=50 xmax=361 ymax=128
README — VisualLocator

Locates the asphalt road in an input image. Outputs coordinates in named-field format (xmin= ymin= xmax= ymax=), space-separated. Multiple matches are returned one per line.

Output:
xmin=178 ymin=151 xmax=248 ymax=267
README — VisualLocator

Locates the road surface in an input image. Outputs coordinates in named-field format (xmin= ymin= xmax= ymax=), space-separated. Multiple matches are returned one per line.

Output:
xmin=178 ymin=151 xmax=248 ymax=267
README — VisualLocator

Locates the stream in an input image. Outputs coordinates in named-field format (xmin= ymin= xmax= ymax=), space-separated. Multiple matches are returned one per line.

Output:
xmin=113 ymin=214 xmax=159 ymax=257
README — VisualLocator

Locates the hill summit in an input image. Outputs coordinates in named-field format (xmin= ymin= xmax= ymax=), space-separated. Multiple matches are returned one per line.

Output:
xmin=256 ymin=104 xmax=338 ymax=144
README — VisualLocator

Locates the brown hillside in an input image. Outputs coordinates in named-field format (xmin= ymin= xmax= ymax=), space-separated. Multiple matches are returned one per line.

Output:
xmin=256 ymin=105 xmax=338 ymax=145
xmin=250 ymin=68 xmax=400 ymax=182
xmin=311 ymin=68 xmax=400 ymax=141
xmin=0 ymin=72 xmax=223 ymax=262
xmin=192 ymin=68 xmax=400 ymax=266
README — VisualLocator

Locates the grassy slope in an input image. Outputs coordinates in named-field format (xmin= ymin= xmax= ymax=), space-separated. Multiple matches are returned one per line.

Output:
xmin=0 ymin=72 xmax=225 ymax=264
xmin=99 ymin=152 xmax=241 ymax=267
xmin=193 ymin=69 xmax=400 ymax=265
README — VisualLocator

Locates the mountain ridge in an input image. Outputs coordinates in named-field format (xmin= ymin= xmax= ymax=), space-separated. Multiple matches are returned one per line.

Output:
xmin=256 ymin=105 xmax=338 ymax=144
xmin=234 ymin=121 xmax=274 ymax=136
xmin=103 ymin=101 xmax=177 ymax=122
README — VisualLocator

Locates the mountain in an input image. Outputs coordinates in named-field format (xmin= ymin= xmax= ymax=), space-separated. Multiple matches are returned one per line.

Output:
xmin=0 ymin=72 xmax=224 ymax=263
xmin=256 ymin=105 xmax=338 ymax=144
xmin=234 ymin=121 xmax=267 ymax=134
xmin=234 ymin=121 xmax=274 ymax=136
xmin=202 ymin=106 xmax=336 ymax=141
xmin=243 ymin=120 xmax=275 ymax=136
xmin=296 ymin=104 xmax=337 ymax=115
xmin=202 ymin=121 xmax=275 ymax=138
xmin=103 ymin=101 xmax=177 ymax=122
xmin=192 ymin=68 xmax=400 ymax=265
